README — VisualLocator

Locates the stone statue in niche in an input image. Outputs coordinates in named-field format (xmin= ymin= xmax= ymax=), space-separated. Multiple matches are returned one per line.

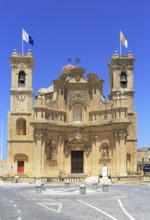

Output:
xmin=47 ymin=139 xmax=57 ymax=160
xmin=102 ymin=146 xmax=109 ymax=159
xmin=64 ymin=145 xmax=71 ymax=157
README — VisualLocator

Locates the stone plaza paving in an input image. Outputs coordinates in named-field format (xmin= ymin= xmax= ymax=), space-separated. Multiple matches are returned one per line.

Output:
xmin=0 ymin=182 xmax=150 ymax=220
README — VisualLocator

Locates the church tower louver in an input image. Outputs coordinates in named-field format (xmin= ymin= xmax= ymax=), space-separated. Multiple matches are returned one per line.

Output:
xmin=7 ymin=49 xmax=137 ymax=180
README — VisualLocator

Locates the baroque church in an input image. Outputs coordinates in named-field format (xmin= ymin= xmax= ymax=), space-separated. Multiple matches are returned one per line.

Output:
xmin=7 ymin=49 xmax=137 ymax=178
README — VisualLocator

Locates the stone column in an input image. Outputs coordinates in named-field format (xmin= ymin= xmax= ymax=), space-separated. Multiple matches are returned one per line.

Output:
xmin=34 ymin=131 xmax=46 ymax=176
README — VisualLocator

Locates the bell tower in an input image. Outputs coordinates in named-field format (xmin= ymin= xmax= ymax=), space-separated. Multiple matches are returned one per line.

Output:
xmin=108 ymin=50 xmax=135 ymax=111
xmin=7 ymin=49 xmax=34 ymax=176
xmin=108 ymin=51 xmax=137 ymax=175
xmin=9 ymin=49 xmax=34 ymax=112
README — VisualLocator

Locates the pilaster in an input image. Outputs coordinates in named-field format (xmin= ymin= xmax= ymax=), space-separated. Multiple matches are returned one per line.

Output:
xmin=34 ymin=131 xmax=46 ymax=176
xmin=91 ymin=135 xmax=98 ymax=175
xmin=119 ymin=133 xmax=127 ymax=176
xmin=114 ymin=132 xmax=127 ymax=176
xmin=58 ymin=136 xmax=65 ymax=171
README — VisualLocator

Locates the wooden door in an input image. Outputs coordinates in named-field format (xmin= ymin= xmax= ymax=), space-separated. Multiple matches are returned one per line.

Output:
xmin=17 ymin=161 xmax=24 ymax=173
xmin=71 ymin=151 xmax=83 ymax=173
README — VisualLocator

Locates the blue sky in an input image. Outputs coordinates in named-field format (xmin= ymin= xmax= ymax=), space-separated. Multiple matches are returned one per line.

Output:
xmin=0 ymin=0 xmax=150 ymax=159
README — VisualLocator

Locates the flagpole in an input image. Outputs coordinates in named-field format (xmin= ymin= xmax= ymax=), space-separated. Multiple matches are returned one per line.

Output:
xmin=22 ymin=29 xmax=24 ymax=54
xmin=120 ymin=40 xmax=122 ymax=56
xmin=0 ymin=119 xmax=3 ymax=160
xmin=120 ymin=31 xmax=122 ymax=56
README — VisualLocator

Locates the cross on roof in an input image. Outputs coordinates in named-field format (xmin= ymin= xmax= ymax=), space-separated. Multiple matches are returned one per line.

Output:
xmin=74 ymin=57 xmax=81 ymax=66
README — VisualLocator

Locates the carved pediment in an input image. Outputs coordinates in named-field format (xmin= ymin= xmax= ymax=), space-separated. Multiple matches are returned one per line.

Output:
xmin=64 ymin=131 xmax=91 ymax=157
xmin=65 ymin=131 xmax=88 ymax=145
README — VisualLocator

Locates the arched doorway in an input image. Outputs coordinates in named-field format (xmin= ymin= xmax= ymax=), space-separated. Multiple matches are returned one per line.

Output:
xmin=14 ymin=154 xmax=28 ymax=174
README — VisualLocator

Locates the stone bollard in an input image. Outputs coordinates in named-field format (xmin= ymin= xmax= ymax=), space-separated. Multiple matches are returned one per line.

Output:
xmin=92 ymin=181 xmax=98 ymax=190
xmin=36 ymin=179 xmax=42 ymax=193
xmin=36 ymin=183 xmax=42 ymax=193
xmin=15 ymin=176 xmax=19 ymax=183
xmin=80 ymin=184 xmax=86 ymax=194
xmin=102 ymin=183 xmax=108 ymax=192
xmin=65 ymin=179 xmax=70 ymax=189
xmin=41 ymin=181 xmax=45 ymax=191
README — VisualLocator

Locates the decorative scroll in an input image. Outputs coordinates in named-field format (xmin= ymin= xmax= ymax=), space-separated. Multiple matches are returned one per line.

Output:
xmin=114 ymin=132 xmax=127 ymax=142
xmin=34 ymin=130 xmax=47 ymax=142
xmin=46 ymin=91 xmax=57 ymax=109
xmin=87 ymin=73 xmax=99 ymax=82
xmin=67 ymin=89 xmax=90 ymax=107
xmin=46 ymin=99 xmax=54 ymax=108
xmin=119 ymin=133 xmax=127 ymax=140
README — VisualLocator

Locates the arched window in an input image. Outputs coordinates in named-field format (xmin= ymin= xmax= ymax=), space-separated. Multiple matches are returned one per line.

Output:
xmin=73 ymin=106 xmax=82 ymax=123
xmin=18 ymin=71 xmax=26 ymax=87
xmin=120 ymin=72 xmax=127 ymax=88
xmin=16 ymin=118 xmax=26 ymax=135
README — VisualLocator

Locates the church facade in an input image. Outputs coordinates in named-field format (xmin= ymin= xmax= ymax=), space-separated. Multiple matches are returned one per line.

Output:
xmin=7 ymin=49 xmax=137 ymax=178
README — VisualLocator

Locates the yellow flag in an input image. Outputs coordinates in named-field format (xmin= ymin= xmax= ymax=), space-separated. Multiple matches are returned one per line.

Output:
xmin=120 ymin=31 xmax=128 ymax=48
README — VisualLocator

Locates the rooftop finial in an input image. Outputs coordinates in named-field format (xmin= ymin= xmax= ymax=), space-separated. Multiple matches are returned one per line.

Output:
xmin=74 ymin=57 xmax=81 ymax=66
xmin=68 ymin=58 xmax=71 ymax=63
xmin=12 ymin=49 xmax=17 ymax=56
xmin=27 ymin=49 xmax=32 ymax=57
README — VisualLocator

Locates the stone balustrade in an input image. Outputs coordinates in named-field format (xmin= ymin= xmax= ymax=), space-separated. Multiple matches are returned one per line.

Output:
xmin=111 ymin=175 xmax=150 ymax=183
xmin=1 ymin=175 xmax=150 ymax=184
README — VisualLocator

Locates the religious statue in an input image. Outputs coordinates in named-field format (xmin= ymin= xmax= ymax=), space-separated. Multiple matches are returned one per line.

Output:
xmin=47 ymin=139 xmax=57 ymax=160
xmin=102 ymin=147 xmax=108 ymax=159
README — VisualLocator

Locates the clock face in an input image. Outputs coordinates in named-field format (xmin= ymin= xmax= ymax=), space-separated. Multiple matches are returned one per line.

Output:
xmin=17 ymin=94 xmax=26 ymax=102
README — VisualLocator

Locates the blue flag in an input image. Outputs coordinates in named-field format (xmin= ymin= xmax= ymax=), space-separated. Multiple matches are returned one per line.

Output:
xmin=22 ymin=29 xmax=34 ymax=45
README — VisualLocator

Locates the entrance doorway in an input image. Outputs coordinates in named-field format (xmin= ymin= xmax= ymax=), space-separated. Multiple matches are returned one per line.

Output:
xmin=71 ymin=151 xmax=83 ymax=173
xmin=17 ymin=161 xmax=24 ymax=174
